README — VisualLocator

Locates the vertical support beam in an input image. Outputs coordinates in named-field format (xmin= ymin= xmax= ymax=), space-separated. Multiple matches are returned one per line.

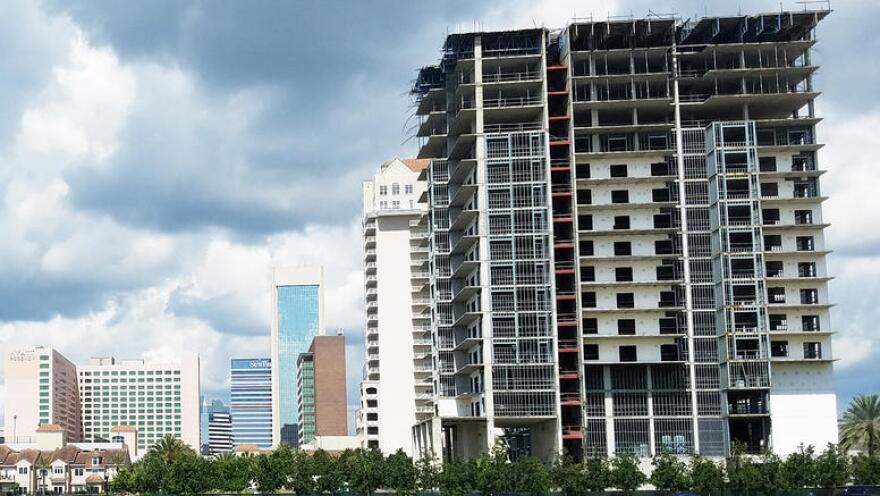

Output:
xmin=671 ymin=40 xmax=702 ymax=453
xmin=603 ymin=365 xmax=615 ymax=456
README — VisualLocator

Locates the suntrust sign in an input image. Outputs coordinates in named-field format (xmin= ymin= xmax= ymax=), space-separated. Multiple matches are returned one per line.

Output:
xmin=231 ymin=358 xmax=270 ymax=369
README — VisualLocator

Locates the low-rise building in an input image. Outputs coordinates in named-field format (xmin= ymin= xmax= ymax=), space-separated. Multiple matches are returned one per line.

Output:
xmin=0 ymin=425 xmax=132 ymax=494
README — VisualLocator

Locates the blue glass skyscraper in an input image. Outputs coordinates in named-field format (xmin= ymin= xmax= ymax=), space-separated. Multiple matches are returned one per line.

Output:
xmin=270 ymin=267 xmax=324 ymax=447
xmin=230 ymin=358 xmax=272 ymax=448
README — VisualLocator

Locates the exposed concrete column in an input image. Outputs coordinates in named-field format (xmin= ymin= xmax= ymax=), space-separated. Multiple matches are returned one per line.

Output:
xmin=646 ymin=366 xmax=656 ymax=454
xmin=603 ymin=365 xmax=614 ymax=456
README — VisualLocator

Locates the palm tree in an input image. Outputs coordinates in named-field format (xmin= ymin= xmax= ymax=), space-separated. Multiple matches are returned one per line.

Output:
xmin=151 ymin=434 xmax=189 ymax=463
xmin=33 ymin=453 xmax=51 ymax=495
xmin=840 ymin=394 xmax=880 ymax=456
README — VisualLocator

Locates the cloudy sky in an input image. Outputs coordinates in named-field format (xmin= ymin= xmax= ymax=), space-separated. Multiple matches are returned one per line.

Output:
xmin=0 ymin=0 xmax=878 ymax=430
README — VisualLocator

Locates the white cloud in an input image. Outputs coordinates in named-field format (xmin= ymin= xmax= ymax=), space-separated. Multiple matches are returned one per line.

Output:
xmin=478 ymin=0 xmax=618 ymax=31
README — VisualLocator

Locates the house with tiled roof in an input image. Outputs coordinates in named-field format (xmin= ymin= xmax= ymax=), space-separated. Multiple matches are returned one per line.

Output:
xmin=0 ymin=425 xmax=132 ymax=493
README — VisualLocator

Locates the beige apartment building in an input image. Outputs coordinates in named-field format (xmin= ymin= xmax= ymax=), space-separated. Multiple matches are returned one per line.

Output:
xmin=4 ymin=347 xmax=82 ymax=443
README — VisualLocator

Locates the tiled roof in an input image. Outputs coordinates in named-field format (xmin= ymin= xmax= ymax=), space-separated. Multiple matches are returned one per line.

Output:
xmin=0 ymin=446 xmax=129 ymax=468
xmin=381 ymin=158 xmax=430 ymax=173
xmin=36 ymin=424 xmax=64 ymax=433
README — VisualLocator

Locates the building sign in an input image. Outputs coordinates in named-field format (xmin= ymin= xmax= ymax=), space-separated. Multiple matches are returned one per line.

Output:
xmin=9 ymin=350 xmax=36 ymax=362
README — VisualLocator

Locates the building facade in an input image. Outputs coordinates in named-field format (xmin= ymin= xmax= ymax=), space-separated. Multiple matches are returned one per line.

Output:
xmin=0 ymin=425 xmax=132 ymax=494
xmin=357 ymin=158 xmax=431 ymax=455
xmin=77 ymin=354 xmax=201 ymax=454
xmin=410 ymin=8 xmax=836 ymax=461
xmin=208 ymin=410 xmax=233 ymax=454
xmin=297 ymin=335 xmax=348 ymax=445
xmin=4 ymin=347 xmax=82 ymax=443
xmin=271 ymin=266 xmax=325 ymax=447
xmin=230 ymin=358 xmax=273 ymax=449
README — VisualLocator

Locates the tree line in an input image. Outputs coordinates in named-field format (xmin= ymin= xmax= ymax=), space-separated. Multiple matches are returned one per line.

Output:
xmin=110 ymin=436 xmax=880 ymax=496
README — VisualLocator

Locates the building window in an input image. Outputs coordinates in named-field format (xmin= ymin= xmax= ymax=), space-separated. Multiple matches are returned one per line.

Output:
xmin=619 ymin=346 xmax=637 ymax=362
xmin=392 ymin=201 xmax=400 ymax=209
xmin=379 ymin=185 xmax=387 ymax=196
xmin=616 ymin=293 xmax=635 ymax=309
xmin=611 ymin=190 xmax=629 ymax=203
xmin=610 ymin=164 xmax=628 ymax=178
xmin=617 ymin=319 xmax=636 ymax=335
xmin=405 ymin=184 xmax=413 ymax=194
xmin=392 ymin=183 xmax=400 ymax=195
xmin=584 ymin=344 xmax=599 ymax=360
xmin=379 ymin=201 xmax=387 ymax=209
xmin=771 ymin=341 xmax=789 ymax=357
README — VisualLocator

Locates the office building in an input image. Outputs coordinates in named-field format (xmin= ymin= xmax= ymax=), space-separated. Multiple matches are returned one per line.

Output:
xmin=199 ymin=397 xmax=229 ymax=455
xmin=78 ymin=353 xmax=201 ymax=453
xmin=271 ymin=266 xmax=324 ymax=447
xmin=357 ymin=158 xmax=431 ymax=455
xmin=208 ymin=409 xmax=233 ymax=454
xmin=410 ymin=7 xmax=836 ymax=461
xmin=3 ymin=347 xmax=82 ymax=443
xmin=230 ymin=358 xmax=273 ymax=449
xmin=297 ymin=335 xmax=347 ymax=445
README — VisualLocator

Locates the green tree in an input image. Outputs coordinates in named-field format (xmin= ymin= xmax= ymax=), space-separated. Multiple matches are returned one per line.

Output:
xmin=754 ymin=451 xmax=789 ymax=496
xmin=782 ymin=444 xmax=817 ymax=489
xmin=110 ymin=466 xmax=137 ymax=494
xmin=437 ymin=459 xmax=476 ymax=496
xmin=512 ymin=456 xmax=552 ymax=496
xmin=161 ymin=449 xmax=212 ymax=495
xmin=252 ymin=451 xmax=286 ymax=493
xmin=474 ymin=447 xmax=513 ymax=495
xmin=609 ymin=454 xmax=646 ymax=493
xmin=313 ymin=448 xmax=346 ymax=494
xmin=813 ymin=444 xmax=850 ymax=489
xmin=550 ymin=456 xmax=587 ymax=496
xmin=415 ymin=452 xmax=440 ymax=494
xmin=213 ymin=452 xmax=253 ymax=492
xmin=384 ymin=450 xmax=417 ymax=495
xmin=850 ymin=454 xmax=880 ymax=485
xmin=582 ymin=455 xmax=611 ymax=491
xmin=287 ymin=448 xmax=316 ymax=495
xmin=725 ymin=443 xmax=762 ymax=492
xmin=33 ymin=453 xmax=51 ymax=495
xmin=152 ymin=434 xmax=189 ymax=463
xmin=344 ymin=448 xmax=387 ymax=496
xmin=649 ymin=451 xmax=689 ymax=492
xmin=840 ymin=394 xmax=880 ymax=456
xmin=688 ymin=454 xmax=725 ymax=496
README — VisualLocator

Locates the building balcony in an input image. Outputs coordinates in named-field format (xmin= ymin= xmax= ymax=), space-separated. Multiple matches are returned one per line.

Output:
xmin=580 ymin=279 xmax=682 ymax=288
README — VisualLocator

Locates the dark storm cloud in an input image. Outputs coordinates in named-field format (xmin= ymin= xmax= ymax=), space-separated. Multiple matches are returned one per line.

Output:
xmin=0 ymin=276 xmax=109 ymax=321
xmin=45 ymin=0 xmax=488 ymax=234
xmin=168 ymin=291 xmax=266 ymax=337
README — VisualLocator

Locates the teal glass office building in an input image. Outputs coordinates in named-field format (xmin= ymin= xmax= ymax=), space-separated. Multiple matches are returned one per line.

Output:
xmin=273 ymin=280 xmax=321 ymax=446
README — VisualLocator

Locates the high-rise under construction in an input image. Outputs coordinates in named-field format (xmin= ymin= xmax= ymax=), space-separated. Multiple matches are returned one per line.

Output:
xmin=408 ymin=5 xmax=837 ymax=462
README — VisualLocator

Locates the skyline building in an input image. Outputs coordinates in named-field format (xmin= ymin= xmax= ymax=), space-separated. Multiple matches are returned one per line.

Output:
xmin=3 ymin=347 xmax=200 ymax=455
xmin=409 ymin=7 xmax=836 ymax=461
xmin=230 ymin=358 xmax=273 ymax=449
xmin=78 ymin=353 xmax=201 ymax=454
xmin=296 ymin=335 xmax=348 ymax=445
xmin=201 ymin=398 xmax=229 ymax=454
xmin=271 ymin=266 xmax=325 ymax=447
xmin=356 ymin=158 xmax=431 ymax=455
xmin=208 ymin=407 xmax=233 ymax=454
xmin=3 ymin=346 xmax=82 ymax=443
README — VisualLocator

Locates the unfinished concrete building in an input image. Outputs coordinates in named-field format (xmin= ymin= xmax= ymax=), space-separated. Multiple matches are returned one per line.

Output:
xmin=409 ymin=5 xmax=837 ymax=461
